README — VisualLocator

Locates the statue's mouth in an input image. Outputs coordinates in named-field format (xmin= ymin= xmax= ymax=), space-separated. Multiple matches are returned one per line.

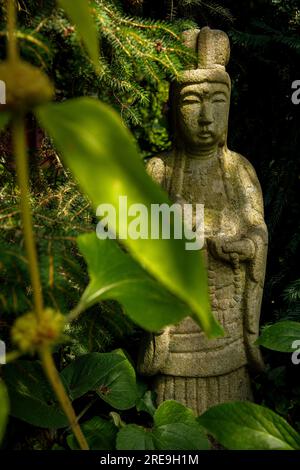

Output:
xmin=198 ymin=126 xmax=213 ymax=135
xmin=198 ymin=130 xmax=212 ymax=137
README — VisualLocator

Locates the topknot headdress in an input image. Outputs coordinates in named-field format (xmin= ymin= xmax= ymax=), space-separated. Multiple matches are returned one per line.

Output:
xmin=178 ymin=27 xmax=231 ymax=89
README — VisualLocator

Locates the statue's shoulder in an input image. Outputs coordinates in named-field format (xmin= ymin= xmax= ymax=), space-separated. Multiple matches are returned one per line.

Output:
xmin=145 ymin=151 xmax=175 ymax=186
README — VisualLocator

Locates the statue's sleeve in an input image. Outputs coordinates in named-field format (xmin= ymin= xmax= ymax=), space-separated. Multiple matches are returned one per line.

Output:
xmin=237 ymin=155 xmax=268 ymax=372
xmin=237 ymin=155 xmax=268 ymax=283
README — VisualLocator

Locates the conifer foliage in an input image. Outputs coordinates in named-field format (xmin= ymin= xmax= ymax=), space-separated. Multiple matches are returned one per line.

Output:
xmin=0 ymin=0 xmax=196 ymax=124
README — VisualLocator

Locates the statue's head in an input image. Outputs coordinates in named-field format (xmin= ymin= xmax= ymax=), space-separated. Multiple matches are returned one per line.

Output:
xmin=173 ymin=27 xmax=231 ymax=153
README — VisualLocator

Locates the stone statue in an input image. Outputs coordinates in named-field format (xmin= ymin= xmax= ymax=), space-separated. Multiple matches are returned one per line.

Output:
xmin=138 ymin=27 xmax=268 ymax=415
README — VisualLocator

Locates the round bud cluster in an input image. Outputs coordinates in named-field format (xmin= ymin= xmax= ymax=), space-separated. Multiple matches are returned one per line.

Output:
xmin=11 ymin=308 xmax=65 ymax=354
xmin=0 ymin=60 xmax=54 ymax=110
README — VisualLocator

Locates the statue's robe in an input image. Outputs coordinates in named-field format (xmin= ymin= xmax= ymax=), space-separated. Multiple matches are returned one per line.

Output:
xmin=138 ymin=147 xmax=268 ymax=415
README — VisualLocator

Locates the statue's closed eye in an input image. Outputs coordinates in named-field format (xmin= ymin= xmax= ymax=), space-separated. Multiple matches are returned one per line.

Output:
xmin=182 ymin=95 xmax=227 ymax=104
xmin=212 ymin=98 xmax=227 ymax=103
xmin=212 ymin=94 xmax=227 ymax=103
xmin=182 ymin=96 xmax=201 ymax=104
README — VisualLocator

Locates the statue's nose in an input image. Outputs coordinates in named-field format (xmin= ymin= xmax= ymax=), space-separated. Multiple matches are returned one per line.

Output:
xmin=198 ymin=102 xmax=213 ymax=124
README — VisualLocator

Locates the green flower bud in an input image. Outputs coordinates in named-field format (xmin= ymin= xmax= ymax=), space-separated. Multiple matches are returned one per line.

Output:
xmin=0 ymin=60 xmax=54 ymax=110
xmin=11 ymin=308 xmax=65 ymax=354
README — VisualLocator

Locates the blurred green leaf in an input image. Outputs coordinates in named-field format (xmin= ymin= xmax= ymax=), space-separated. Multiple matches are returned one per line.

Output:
xmin=67 ymin=416 xmax=117 ymax=450
xmin=256 ymin=321 xmax=300 ymax=352
xmin=0 ymin=380 xmax=9 ymax=444
xmin=3 ymin=361 xmax=69 ymax=429
xmin=61 ymin=352 xmax=137 ymax=410
xmin=77 ymin=233 xmax=191 ymax=331
xmin=57 ymin=0 xmax=99 ymax=67
xmin=198 ymin=401 xmax=300 ymax=450
xmin=36 ymin=98 xmax=221 ymax=338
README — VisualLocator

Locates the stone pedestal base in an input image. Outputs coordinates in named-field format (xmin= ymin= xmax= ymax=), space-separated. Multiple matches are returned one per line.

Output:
xmin=153 ymin=366 xmax=253 ymax=416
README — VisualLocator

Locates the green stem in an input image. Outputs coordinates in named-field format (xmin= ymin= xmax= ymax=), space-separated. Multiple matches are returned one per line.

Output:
xmin=67 ymin=303 xmax=85 ymax=323
xmin=13 ymin=114 xmax=44 ymax=321
xmin=7 ymin=0 xmax=18 ymax=61
xmin=40 ymin=349 xmax=89 ymax=451
xmin=8 ymin=1 xmax=89 ymax=451
xmin=12 ymin=112 xmax=89 ymax=451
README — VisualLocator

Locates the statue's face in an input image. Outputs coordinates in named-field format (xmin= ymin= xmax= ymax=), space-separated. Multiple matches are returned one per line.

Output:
xmin=178 ymin=81 xmax=230 ymax=151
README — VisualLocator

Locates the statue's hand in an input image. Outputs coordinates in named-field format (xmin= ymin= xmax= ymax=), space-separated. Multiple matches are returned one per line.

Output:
xmin=208 ymin=238 xmax=255 ymax=262
xmin=207 ymin=238 xmax=232 ymax=262
xmin=222 ymin=238 xmax=255 ymax=261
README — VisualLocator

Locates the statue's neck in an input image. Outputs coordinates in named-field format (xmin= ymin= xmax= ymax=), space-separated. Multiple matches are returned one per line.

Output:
xmin=183 ymin=145 xmax=219 ymax=161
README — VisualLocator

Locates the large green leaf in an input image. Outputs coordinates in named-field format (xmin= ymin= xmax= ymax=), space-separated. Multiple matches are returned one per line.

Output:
xmin=3 ymin=361 xmax=69 ymax=429
xmin=198 ymin=401 xmax=300 ymax=450
xmin=116 ymin=424 xmax=156 ymax=450
xmin=153 ymin=422 xmax=208 ymax=450
xmin=154 ymin=399 xmax=196 ymax=427
xmin=36 ymin=98 xmax=221 ymax=338
xmin=0 ymin=380 xmax=9 ymax=444
xmin=61 ymin=352 xmax=137 ymax=410
xmin=0 ymin=112 xmax=11 ymax=130
xmin=67 ymin=416 xmax=117 ymax=450
xmin=256 ymin=321 xmax=300 ymax=352
xmin=77 ymin=233 xmax=191 ymax=331
xmin=57 ymin=0 xmax=99 ymax=67
xmin=153 ymin=401 xmax=210 ymax=450
xmin=117 ymin=400 xmax=210 ymax=450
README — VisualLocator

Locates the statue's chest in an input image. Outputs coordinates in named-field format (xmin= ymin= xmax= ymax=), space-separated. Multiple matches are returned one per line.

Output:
xmin=179 ymin=158 xmax=239 ymax=238
xmin=181 ymin=158 xmax=227 ymax=207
